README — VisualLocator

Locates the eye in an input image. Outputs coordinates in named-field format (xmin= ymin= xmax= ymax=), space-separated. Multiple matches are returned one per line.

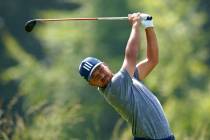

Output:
xmin=99 ymin=66 xmax=104 ymax=72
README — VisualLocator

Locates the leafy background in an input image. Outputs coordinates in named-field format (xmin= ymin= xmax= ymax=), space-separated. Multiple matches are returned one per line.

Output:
xmin=0 ymin=0 xmax=210 ymax=139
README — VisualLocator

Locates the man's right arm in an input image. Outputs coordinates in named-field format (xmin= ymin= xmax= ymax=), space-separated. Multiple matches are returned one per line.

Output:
xmin=121 ymin=13 xmax=140 ymax=77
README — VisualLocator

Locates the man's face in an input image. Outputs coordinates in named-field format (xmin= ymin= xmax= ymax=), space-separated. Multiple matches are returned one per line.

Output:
xmin=89 ymin=63 xmax=113 ymax=88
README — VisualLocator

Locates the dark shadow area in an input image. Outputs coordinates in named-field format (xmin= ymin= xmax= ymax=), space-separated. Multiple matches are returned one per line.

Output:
xmin=197 ymin=0 xmax=210 ymax=66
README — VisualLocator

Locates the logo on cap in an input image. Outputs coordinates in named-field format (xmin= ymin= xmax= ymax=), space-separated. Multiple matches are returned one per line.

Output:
xmin=82 ymin=61 xmax=93 ymax=71
xmin=79 ymin=57 xmax=102 ymax=81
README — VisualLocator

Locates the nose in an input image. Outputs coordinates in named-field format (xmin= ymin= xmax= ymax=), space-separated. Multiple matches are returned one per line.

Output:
xmin=100 ymin=73 xmax=105 ymax=79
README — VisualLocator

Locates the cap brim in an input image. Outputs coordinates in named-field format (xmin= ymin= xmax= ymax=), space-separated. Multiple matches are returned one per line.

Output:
xmin=88 ymin=62 xmax=103 ymax=81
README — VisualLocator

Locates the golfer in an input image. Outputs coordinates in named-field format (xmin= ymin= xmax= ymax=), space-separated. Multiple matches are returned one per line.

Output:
xmin=79 ymin=12 xmax=175 ymax=140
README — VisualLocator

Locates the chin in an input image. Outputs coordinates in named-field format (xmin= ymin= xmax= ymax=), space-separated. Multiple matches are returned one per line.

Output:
xmin=100 ymin=84 xmax=107 ymax=89
xmin=101 ymin=79 xmax=111 ymax=88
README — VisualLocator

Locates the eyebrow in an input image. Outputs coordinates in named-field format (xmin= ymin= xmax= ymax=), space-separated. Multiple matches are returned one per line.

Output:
xmin=95 ymin=64 xmax=103 ymax=71
xmin=91 ymin=65 xmax=102 ymax=77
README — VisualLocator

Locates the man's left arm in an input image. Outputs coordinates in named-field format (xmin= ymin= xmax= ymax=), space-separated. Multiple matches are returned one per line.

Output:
xmin=136 ymin=27 xmax=159 ymax=80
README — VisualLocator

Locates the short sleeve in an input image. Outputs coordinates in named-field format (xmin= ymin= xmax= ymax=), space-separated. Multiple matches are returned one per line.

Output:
xmin=134 ymin=67 xmax=140 ymax=81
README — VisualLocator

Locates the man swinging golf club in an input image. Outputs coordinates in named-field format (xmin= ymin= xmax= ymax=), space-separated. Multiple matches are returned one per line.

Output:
xmin=79 ymin=12 xmax=175 ymax=140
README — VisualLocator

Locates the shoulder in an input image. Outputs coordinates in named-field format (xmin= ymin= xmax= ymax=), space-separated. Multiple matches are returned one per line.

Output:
xmin=99 ymin=68 xmax=133 ymax=98
xmin=108 ymin=68 xmax=133 ymax=94
xmin=112 ymin=68 xmax=133 ymax=83
xmin=100 ymin=68 xmax=133 ymax=92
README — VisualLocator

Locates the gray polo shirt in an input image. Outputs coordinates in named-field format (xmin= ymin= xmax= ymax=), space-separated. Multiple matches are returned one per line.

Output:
xmin=99 ymin=68 xmax=172 ymax=139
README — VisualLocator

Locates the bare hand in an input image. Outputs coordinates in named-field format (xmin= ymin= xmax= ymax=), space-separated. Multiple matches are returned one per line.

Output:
xmin=128 ymin=12 xmax=141 ymax=27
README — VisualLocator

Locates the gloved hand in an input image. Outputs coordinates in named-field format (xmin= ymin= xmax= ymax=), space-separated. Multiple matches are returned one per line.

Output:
xmin=140 ymin=13 xmax=154 ymax=29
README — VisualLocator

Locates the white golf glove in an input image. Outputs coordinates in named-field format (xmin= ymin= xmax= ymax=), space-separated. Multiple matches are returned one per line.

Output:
xmin=140 ymin=13 xmax=154 ymax=29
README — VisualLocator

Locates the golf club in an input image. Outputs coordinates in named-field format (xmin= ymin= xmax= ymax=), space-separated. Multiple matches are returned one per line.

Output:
xmin=25 ymin=15 xmax=152 ymax=32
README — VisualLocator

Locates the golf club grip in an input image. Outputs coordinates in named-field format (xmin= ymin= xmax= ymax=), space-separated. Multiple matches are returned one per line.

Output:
xmin=98 ymin=15 xmax=152 ymax=21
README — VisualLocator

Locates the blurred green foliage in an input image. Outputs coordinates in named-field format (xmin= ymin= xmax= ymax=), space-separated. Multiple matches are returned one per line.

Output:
xmin=0 ymin=0 xmax=210 ymax=140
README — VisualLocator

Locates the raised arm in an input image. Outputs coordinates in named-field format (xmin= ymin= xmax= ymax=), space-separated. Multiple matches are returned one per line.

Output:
xmin=121 ymin=13 xmax=140 ymax=77
xmin=136 ymin=27 xmax=159 ymax=80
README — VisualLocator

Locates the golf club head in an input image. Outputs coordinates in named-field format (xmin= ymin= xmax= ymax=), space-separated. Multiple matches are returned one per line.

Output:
xmin=25 ymin=20 xmax=36 ymax=32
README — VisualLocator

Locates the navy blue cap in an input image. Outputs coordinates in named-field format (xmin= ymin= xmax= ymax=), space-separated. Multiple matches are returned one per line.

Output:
xmin=79 ymin=57 xmax=103 ymax=81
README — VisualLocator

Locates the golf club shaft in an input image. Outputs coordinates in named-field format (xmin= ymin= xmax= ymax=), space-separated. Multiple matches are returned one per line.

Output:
xmin=34 ymin=17 xmax=128 ymax=22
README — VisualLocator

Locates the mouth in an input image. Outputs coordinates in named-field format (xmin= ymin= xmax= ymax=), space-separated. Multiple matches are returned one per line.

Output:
xmin=101 ymin=74 xmax=111 ymax=83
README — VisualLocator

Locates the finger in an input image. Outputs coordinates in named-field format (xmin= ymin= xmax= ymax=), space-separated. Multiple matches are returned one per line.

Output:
xmin=133 ymin=13 xmax=140 ymax=20
xmin=132 ymin=13 xmax=136 ymax=18
xmin=128 ymin=14 xmax=132 ymax=20
xmin=128 ymin=14 xmax=133 ymax=25
xmin=137 ymin=12 xmax=141 ymax=18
